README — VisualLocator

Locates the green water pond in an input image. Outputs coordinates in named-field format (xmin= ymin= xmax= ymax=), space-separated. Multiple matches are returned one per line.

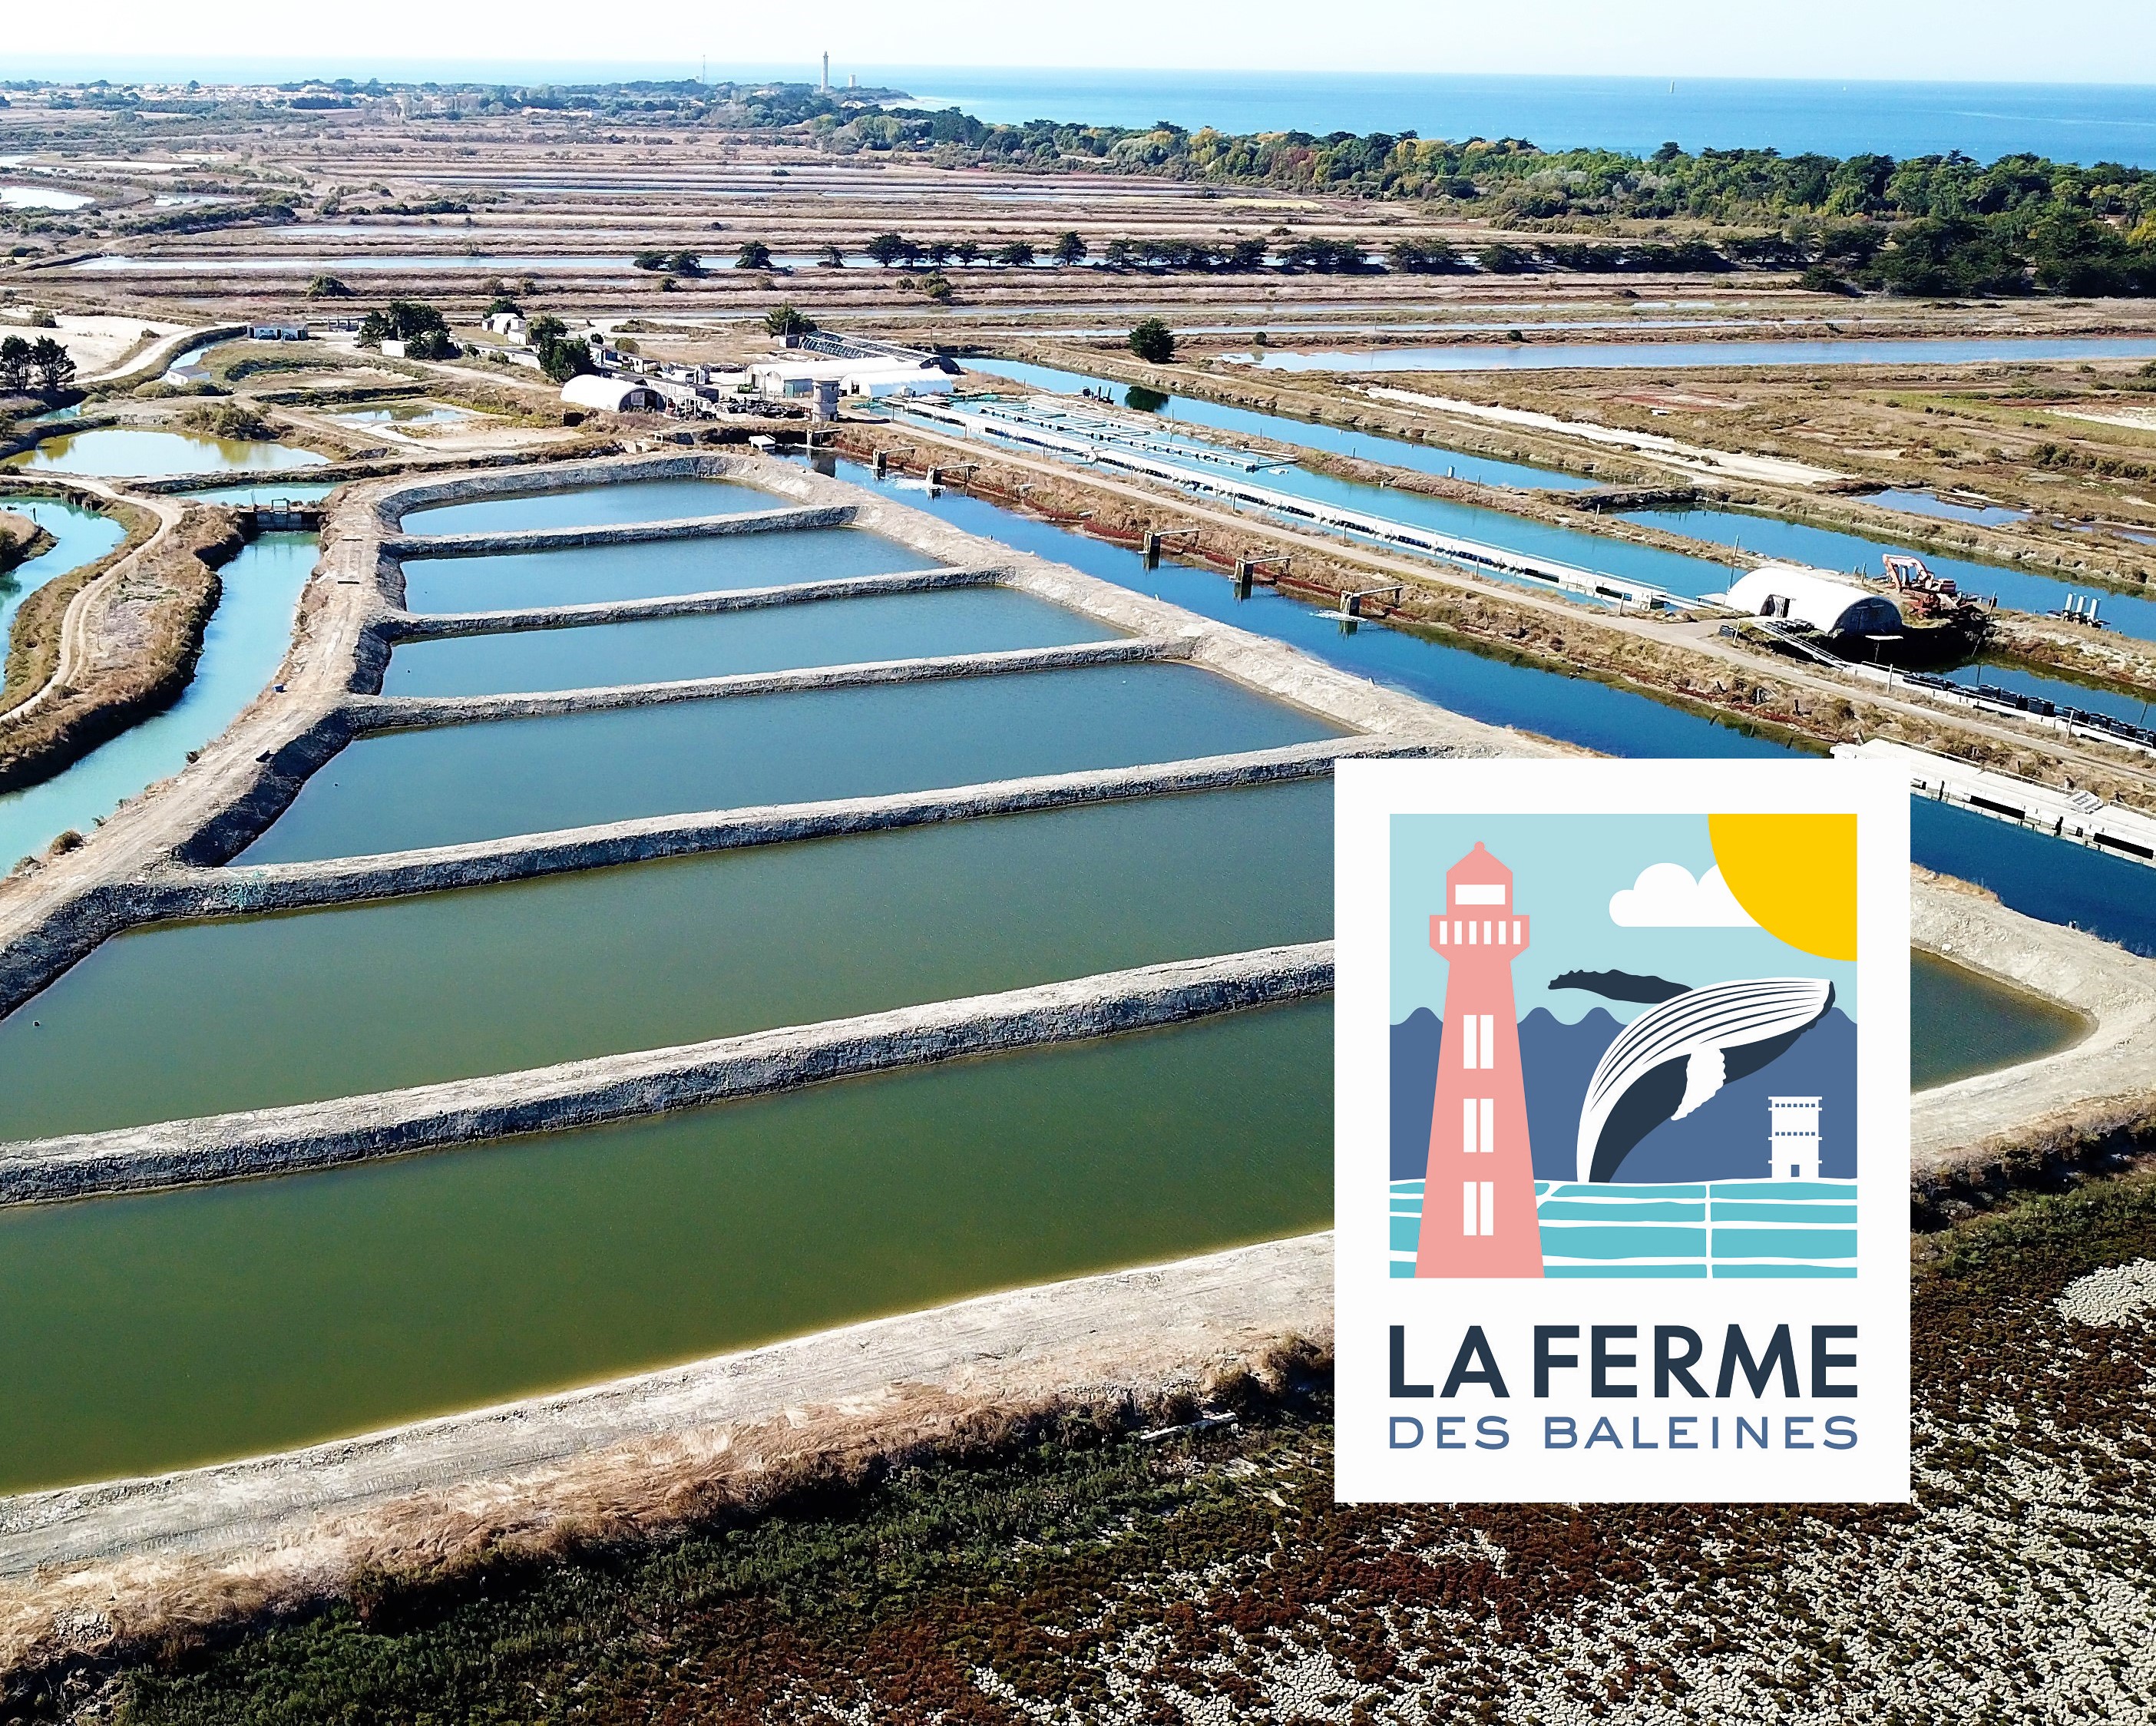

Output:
xmin=0 ymin=1001 xmax=1331 ymax=1493
xmin=0 ymin=781 xmax=1331 ymax=1142
xmin=382 ymin=587 xmax=1120 ymax=697
xmin=1912 ymin=949 xmax=2089 ymax=1089
xmin=398 ymin=526 xmax=941 ymax=613
xmin=241 ymin=663 xmax=1341 ymax=862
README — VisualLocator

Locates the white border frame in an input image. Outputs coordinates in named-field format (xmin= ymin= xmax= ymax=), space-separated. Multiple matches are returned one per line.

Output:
xmin=1335 ymin=758 xmax=1910 ymax=1503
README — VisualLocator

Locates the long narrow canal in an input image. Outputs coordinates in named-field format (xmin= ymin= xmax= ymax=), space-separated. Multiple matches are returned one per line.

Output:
xmin=966 ymin=359 xmax=2156 ymax=644
xmin=820 ymin=455 xmax=2156 ymax=957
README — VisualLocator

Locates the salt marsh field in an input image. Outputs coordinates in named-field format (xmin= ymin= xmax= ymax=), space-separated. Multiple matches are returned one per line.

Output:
xmin=0 ymin=455 xmax=2127 ymax=1506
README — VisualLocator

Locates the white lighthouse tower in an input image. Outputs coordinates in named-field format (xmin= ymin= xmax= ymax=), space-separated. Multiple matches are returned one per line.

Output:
xmin=1768 ymin=1096 xmax=1822 ymax=1182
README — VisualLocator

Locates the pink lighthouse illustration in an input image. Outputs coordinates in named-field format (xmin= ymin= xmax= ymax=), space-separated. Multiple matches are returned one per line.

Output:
xmin=1417 ymin=842 xmax=1543 ymax=1278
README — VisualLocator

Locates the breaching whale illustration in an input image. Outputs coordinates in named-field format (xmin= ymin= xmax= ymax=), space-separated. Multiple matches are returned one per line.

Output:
xmin=1574 ymin=977 xmax=1836 ymax=1183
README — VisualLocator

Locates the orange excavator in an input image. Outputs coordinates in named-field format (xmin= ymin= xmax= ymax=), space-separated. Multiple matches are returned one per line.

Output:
xmin=1881 ymin=554 xmax=1959 ymax=619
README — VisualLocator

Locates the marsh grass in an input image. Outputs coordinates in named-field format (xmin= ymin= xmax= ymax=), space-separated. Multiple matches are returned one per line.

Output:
xmin=39 ymin=1175 xmax=2156 ymax=1724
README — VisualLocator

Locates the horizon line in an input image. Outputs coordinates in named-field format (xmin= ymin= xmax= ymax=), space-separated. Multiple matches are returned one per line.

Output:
xmin=5 ymin=61 xmax=2156 ymax=93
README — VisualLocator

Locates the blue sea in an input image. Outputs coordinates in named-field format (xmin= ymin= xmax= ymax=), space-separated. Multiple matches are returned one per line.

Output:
xmin=8 ymin=58 xmax=2154 ymax=167
xmin=887 ymin=70 xmax=2156 ymax=168
xmin=1390 ymin=1179 xmax=1860 ymax=1278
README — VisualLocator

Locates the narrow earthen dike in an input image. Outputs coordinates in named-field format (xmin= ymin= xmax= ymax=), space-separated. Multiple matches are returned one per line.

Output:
xmin=0 ymin=944 xmax=1333 ymax=1205
xmin=0 ymin=448 xmax=2143 ymax=1201
xmin=0 ymin=450 xmax=1504 ymax=1203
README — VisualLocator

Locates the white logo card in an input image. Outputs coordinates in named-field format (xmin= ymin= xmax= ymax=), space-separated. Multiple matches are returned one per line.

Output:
xmin=1334 ymin=759 xmax=1910 ymax=1503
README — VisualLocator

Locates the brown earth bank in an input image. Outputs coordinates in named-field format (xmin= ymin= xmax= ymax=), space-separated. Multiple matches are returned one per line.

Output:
xmin=15 ymin=1172 xmax=2156 ymax=1724
xmin=0 ymin=507 xmax=243 ymax=800
xmin=0 ymin=514 xmax=53 ymax=574
xmin=826 ymin=427 xmax=2156 ymax=812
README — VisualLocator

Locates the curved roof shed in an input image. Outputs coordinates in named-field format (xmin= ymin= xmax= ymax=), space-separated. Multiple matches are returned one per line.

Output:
xmin=560 ymin=374 xmax=658 ymax=413
xmin=1726 ymin=564 xmax=1903 ymax=635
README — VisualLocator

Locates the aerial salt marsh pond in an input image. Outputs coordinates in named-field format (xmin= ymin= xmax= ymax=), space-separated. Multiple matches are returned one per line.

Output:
xmin=399 ymin=475 xmax=762 ymax=536
xmin=0 ymin=781 xmax=1331 ymax=1142
xmin=1912 ymin=949 xmax=2088 ymax=1087
xmin=2 ymin=426 xmax=328 ymax=478
xmin=0 ymin=1000 xmax=1330 ymax=1491
xmin=828 ymin=455 xmax=2156 ymax=954
xmin=0 ymin=456 xmax=2104 ymax=1500
xmin=400 ymin=524 xmax=939 ymax=612
xmin=242 ymin=662 xmax=1341 ymax=861
xmin=384 ymin=587 xmax=1126 ymax=696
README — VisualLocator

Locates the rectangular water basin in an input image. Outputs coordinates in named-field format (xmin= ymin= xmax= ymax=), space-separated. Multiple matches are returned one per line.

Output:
xmin=399 ymin=525 xmax=940 ymax=612
xmin=243 ymin=661 xmax=1343 ymax=861
xmin=383 ymin=587 xmax=1121 ymax=697
xmin=398 ymin=477 xmax=766 ymax=536
xmin=1913 ymin=948 xmax=2088 ymax=1089
xmin=0 ymin=1000 xmax=1330 ymax=1492
xmin=0 ymin=780 xmax=1332 ymax=1143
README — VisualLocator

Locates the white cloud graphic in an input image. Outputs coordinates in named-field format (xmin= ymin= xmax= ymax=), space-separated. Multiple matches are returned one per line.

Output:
xmin=1608 ymin=861 xmax=1758 ymax=928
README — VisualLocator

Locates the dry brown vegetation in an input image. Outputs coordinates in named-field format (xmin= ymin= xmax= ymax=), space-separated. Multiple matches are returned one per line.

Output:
xmin=0 ymin=512 xmax=51 ymax=574
xmin=0 ymin=505 xmax=245 ymax=799
xmin=18 ymin=1172 xmax=2156 ymax=1724
xmin=835 ymin=428 xmax=2156 ymax=811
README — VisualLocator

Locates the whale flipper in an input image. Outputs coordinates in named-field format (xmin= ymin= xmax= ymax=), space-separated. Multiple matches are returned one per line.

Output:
xmin=1575 ymin=978 xmax=1834 ymax=1183
xmin=1674 ymin=1046 xmax=1726 ymax=1121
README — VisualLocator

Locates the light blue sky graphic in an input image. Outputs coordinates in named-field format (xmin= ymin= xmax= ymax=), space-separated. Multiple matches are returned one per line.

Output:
xmin=1390 ymin=812 xmax=1857 ymax=1027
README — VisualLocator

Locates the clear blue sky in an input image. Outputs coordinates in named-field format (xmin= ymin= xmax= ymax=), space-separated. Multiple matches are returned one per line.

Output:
xmin=12 ymin=1 xmax=2156 ymax=85
xmin=1388 ymin=814 xmax=1856 ymax=1030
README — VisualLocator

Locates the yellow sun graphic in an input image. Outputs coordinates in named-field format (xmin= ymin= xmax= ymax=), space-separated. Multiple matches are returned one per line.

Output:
xmin=1707 ymin=813 xmax=1857 ymax=961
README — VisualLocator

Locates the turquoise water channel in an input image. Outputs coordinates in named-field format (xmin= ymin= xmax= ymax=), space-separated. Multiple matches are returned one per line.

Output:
xmin=964 ymin=359 xmax=2153 ymax=644
xmin=399 ymin=478 xmax=763 ymax=536
xmin=180 ymin=481 xmax=339 ymax=507
xmin=0 ymin=534 xmax=316 ymax=868
xmin=0 ymin=493 xmax=127 ymax=641
xmin=383 ymin=587 xmax=1123 ymax=696
xmin=0 ymin=1000 xmax=1331 ymax=1492
xmin=0 ymin=780 xmax=1331 ymax=1143
xmin=399 ymin=525 xmax=940 ymax=612
xmin=243 ymin=662 xmax=1341 ymax=861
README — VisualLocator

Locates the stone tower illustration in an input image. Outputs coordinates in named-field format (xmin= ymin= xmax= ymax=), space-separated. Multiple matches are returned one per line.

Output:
xmin=1417 ymin=842 xmax=1544 ymax=1278
xmin=1769 ymin=1096 xmax=1822 ymax=1181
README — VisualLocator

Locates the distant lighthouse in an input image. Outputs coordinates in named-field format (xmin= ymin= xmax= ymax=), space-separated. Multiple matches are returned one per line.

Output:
xmin=1417 ymin=842 xmax=1543 ymax=1278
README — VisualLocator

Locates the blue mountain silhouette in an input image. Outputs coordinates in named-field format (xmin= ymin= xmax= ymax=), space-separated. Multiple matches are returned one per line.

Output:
xmin=1390 ymin=1006 xmax=1857 ymax=1184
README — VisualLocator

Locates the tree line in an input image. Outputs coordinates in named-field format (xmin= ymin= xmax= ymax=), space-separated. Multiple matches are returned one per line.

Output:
xmin=816 ymin=109 xmax=2156 ymax=297
xmin=0 ymin=335 xmax=75 ymax=397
